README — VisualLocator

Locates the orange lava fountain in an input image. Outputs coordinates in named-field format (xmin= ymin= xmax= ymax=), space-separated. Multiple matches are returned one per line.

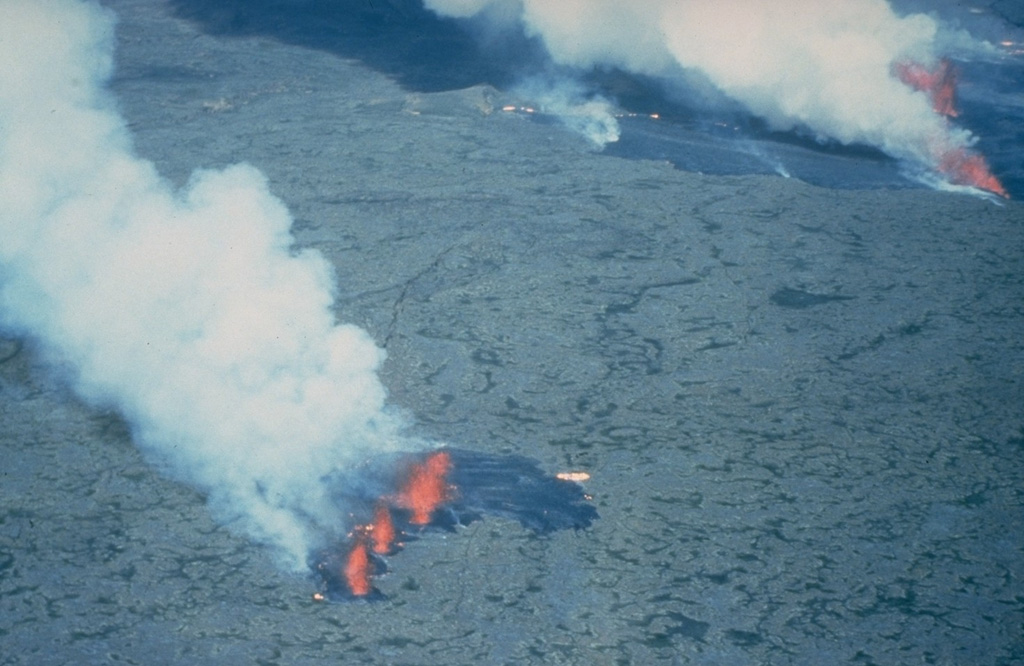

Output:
xmin=396 ymin=450 xmax=453 ymax=525
xmin=937 ymin=147 xmax=1009 ymax=198
xmin=370 ymin=503 xmax=396 ymax=555
xmin=894 ymin=58 xmax=1008 ymax=197
xmin=325 ymin=451 xmax=455 ymax=597
xmin=311 ymin=448 xmax=598 ymax=601
xmin=344 ymin=539 xmax=372 ymax=597
xmin=895 ymin=58 xmax=959 ymax=117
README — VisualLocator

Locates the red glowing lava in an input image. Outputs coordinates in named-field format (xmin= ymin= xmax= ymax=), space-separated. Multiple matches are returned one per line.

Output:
xmin=370 ymin=503 xmax=396 ymax=555
xmin=894 ymin=57 xmax=1008 ymax=197
xmin=895 ymin=58 xmax=958 ymax=117
xmin=396 ymin=450 xmax=453 ymax=525
xmin=937 ymin=147 xmax=1009 ymax=198
xmin=344 ymin=539 xmax=372 ymax=597
xmin=328 ymin=451 xmax=455 ymax=597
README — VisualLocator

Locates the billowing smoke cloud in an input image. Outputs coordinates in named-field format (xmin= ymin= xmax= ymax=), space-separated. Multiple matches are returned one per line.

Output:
xmin=0 ymin=0 xmax=413 ymax=571
xmin=426 ymin=0 xmax=1003 ymax=192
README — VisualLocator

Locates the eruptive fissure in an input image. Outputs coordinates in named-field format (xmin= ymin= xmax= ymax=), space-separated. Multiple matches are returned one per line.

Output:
xmin=935 ymin=147 xmax=1009 ymax=199
xmin=311 ymin=448 xmax=597 ymax=601
xmin=894 ymin=58 xmax=1007 ymax=198
xmin=423 ymin=0 xmax=1010 ymax=197
xmin=396 ymin=449 xmax=453 ymax=526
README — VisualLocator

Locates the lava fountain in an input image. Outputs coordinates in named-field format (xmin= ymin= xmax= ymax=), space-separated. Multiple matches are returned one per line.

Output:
xmin=889 ymin=56 xmax=1007 ymax=197
xmin=895 ymin=58 xmax=959 ymax=118
xmin=311 ymin=448 xmax=597 ymax=600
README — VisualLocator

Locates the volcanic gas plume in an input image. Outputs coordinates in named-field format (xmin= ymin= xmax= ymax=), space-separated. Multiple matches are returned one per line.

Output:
xmin=0 ymin=0 xmax=599 ymax=593
xmin=0 ymin=0 xmax=414 ymax=571
xmin=425 ymin=0 xmax=1008 ymax=196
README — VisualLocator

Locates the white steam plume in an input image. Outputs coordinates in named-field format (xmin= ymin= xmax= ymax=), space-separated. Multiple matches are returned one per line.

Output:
xmin=426 ymin=0 xmax=990 ymax=177
xmin=0 ymin=0 xmax=411 ymax=571
xmin=514 ymin=75 xmax=621 ymax=148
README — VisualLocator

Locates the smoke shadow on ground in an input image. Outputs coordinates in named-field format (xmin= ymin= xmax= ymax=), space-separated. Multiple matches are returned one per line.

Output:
xmin=168 ymin=0 xmax=542 ymax=92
